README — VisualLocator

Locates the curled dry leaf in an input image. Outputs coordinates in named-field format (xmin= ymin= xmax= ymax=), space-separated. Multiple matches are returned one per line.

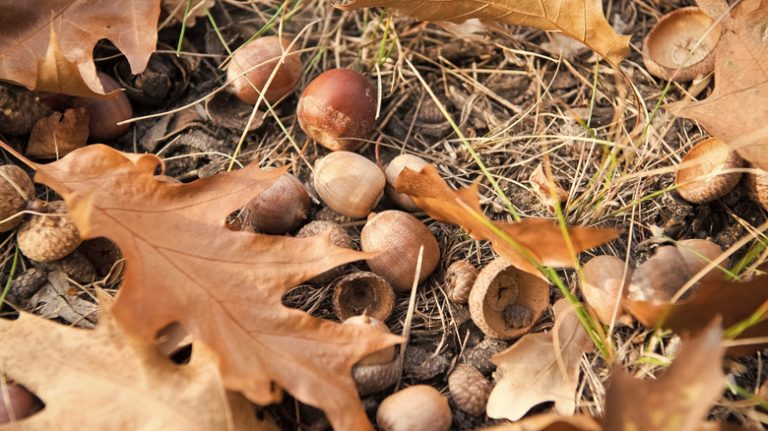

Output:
xmin=667 ymin=0 xmax=768 ymax=169
xmin=395 ymin=165 xmax=618 ymax=280
xmin=603 ymin=320 xmax=725 ymax=431
xmin=626 ymin=274 xmax=768 ymax=356
xmin=6 ymin=143 xmax=402 ymax=431
xmin=0 ymin=0 xmax=160 ymax=97
xmin=0 ymin=293 xmax=259 ymax=431
xmin=336 ymin=0 xmax=630 ymax=66
xmin=486 ymin=300 xmax=594 ymax=421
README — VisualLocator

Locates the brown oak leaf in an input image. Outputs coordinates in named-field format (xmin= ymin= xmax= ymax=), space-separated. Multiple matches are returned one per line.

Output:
xmin=0 ymin=293 xmax=259 ymax=431
xmin=0 ymin=0 xmax=161 ymax=97
xmin=2 ymin=143 xmax=401 ymax=431
xmin=336 ymin=0 xmax=630 ymax=65
xmin=667 ymin=0 xmax=768 ymax=169
xmin=395 ymin=165 xmax=618 ymax=279
xmin=487 ymin=300 xmax=594 ymax=420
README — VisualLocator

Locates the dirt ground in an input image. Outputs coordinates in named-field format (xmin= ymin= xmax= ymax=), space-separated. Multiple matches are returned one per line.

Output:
xmin=1 ymin=0 xmax=766 ymax=429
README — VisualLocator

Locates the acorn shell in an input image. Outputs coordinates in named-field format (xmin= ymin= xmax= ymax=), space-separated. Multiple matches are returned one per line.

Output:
xmin=361 ymin=210 xmax=440 ymax=292
xmin=297 ymin=68 xmax=377 ymax=152
xmin=17 ymin=201 xmax=82 ymax=263
xmin=444 ymin=260 xmax=478 ymax=304
xmin=642 ymin=7 xmax=721 ymax=82
xmin=313 ymin=151 xmax=385 ymax=219
xmin=0 ymin=165 xmax=34 ymax=232
xmin=376 ymin=385 xmax=452 ymax=431
xmin=333 ymin=271 xmax=395 ymax=322
xmin=242 ymin=172 xmax=310 ymax=234
xmin=581 ymin=255 xmax=632 ymax=324
xmin=675 ymin=138 xmax=744 ymax=203
xmin=469 ymin=257 xmax=550 ymax=339
xmin=628 ymin=239 xmax=723 ymax=302
xmin=448 ymin=364 xmax=491 ymax=416
xmin=746 ymin=168 xmax=768 ymax=211
xmin=227 ymin=36 xmax=302 ymax=105
xmin=296 ymin=220 xmax=354 ymax=284
xmin=384 ymin=154 xmax=429 ymax=211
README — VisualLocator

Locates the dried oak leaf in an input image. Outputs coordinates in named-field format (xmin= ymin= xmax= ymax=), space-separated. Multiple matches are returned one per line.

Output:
xmin=26 ymin=107 xmax=89 ymax=159
xmin=602 ymin=320 xmax=725 ymax=431
xmin=486 ymin=300 xmax=594 ymax=420
xmin=395 ymin=165 xmax=618 ymax=279
xmin=667 ymin=0 xmax=768 ymax=169
xmin=336 ymin=0 xmax=630 ymax=66
xmin=625 ymin=274 xmax=768 ymax=356
xmin=0 ymin=293 xmax=259 ymax=431
xmin=15 ymin=144 xmax=401 ymax=431
xmin=0 ymin=0 xmax=160 ymax=97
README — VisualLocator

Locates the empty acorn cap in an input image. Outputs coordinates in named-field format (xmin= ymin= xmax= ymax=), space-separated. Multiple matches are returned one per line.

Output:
xmin=444 ymin=260 xmax=478 ymax=304
xmin=468 ymin=257 xmax=550 ymax=339
xmin=377 ymin=385 xmax=452 ymax=431
xmin=746 ymin=167 xmax=768 ymax=211
xmin=18 ymin=201 xmax=82 ymax=263
xmin=675 ymin=138 xmax=744 ymax=204
xmin=642 ymin=7 xmax=721 ymax=82
xmin=384 ymin=154 xmax=429 ymax=211
xmin=333 ymin=271 xmax=395 ymax=322
xmin=581 ymin=255 xmax=632 ymax=325
xmin=448 ymin=364 xmax=491 ymax=416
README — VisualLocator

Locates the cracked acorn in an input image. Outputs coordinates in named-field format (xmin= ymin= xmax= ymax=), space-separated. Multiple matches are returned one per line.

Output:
xmin=313 ymin=151 xmax=385 ymax=218
xmin=361 ymin=210 xmax=440 ymax=292
xmin=18 ymin=201 xmax=82 ymax=263
xmin=0 ymin=165 xmax=34 ymax=232
xmin=226 ymin=36 xmax=302 ymax=105
xmin=377 ymin=385 xmax=452 ymax=431
xmin=469 ymin=257 xmax=550 ymax=339
xmin=344 ymin=315 xmax=401 ymax=396
xmin=297 ymin=68 xmax=377 ymax=152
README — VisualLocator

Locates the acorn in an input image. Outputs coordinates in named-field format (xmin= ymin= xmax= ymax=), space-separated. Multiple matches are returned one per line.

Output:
xmin=333 ymin=271 xmax=395 ymax=322
xmin=344 ymin=315 xmax=401 ymax=395
xmin=361 ymin=210 xmax=440 ymax=292
xmin=82 ymin=72 xmax=133 ymax=141
xmin=448 ymin=364 xmax=491 ymax=416
xmin=296 ymin=220 xmax=354 ymax=283
xmin=377 ymin=385 xmax=452 ymax=431
xmin=17 ymin=201 xmax=82 ymax=263
xmin=226 ymin=36 xmax=302 ymax=105
xmin=746 ymin=167 xmax=768 ymax=211
xmin=313 ymin=151 xmax=385 ymax=219
xmin=628 ymin=239 xmax=724 ymax=302
xmin=0 ymin=165 xmax=34 ymax=232
xmin=642 ymin=7 xmax=721 ymax=82
xmin=675 ymin=138 xmax=744 ymax=204
xmin=241 ymin=172 xmax=310 ymax=234
xmin=297 ymin=68 xmax=377 ymax=152
xmin=469 ymin=257 xmax=550 ymax=339
xmin=384 ymin=154 xmax=430 ymax=211
xmin=444 ymin=260 xmax=478 ymax=304
xmin=0 ymin=382 xmax=42 ymax=423
xmin=581 ymin=255 xmax=632 ymax=324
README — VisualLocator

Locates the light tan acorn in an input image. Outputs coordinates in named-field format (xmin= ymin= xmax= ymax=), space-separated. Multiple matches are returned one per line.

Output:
xmin=18 ymin=201 xmax=82 ymax=263
xmin=0 ymin=165 xmax=34 ymax=232
xmin=313 ymin=151 xmax=385 ymax=219
xmin=384 ymin=154 xmax=429 ymax=211
xmin=377 ymin=385 xmax=452 ymax=431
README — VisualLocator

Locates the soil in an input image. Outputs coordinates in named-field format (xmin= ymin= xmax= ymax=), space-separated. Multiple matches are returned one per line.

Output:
xmin=1 ymin=0 xmax=767 ymax=430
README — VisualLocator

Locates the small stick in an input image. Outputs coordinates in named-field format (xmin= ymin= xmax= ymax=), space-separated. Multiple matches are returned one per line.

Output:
xmin=395 ymin=245 xmax=424 ymax=391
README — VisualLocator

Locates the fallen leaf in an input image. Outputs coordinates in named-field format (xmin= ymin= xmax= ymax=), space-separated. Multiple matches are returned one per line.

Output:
xmin=625 ymin=274 xmax=768 ymax=356
xmin=0 ymin=293 xmax=258 ymax=431
xmin=336 ymin=0 xmax=630 ymax=65
xmin=602 ymin=320 xmax=725 ymax=431
xmin=0 ymin=0 xmax=161 ymax=97
xmin=162 ymin=0 xmax=214 ymax=26
xmin=11 ymin=143 xmax=401 ymax=431
xmin=483 ymin=413 xmax=601 ymax=431
xmin=395 ymin=165 xmax=618 ymax=279
xmin=487 ymin=300 xmax=594 ymax=420
xmin=26 ymin=108 xmax=89 ymax=159
xmin=26 ymin=270 xmax=97 ymax=328
xmin=667 ymin=0 xmax=768 ymax=169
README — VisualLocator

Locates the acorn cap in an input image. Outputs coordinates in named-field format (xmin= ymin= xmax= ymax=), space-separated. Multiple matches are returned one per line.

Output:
xmin=332 ymin=271 xmax=395 ymax=322
xmin=468 ymin=257 xmax=550 ymax=339
xmin=448 ymin=364 xmax=491 ymax=416
xmin=581 ymin=255 xmax=632 ymax=325
xmin=675 ymin=138 xmax=744 ymax=204
xmin=444 ymin=260 xmax=478 ymax=304
xmin=0 ymin=165 xmax=34 ymax=232
xmin=746 ymin=167 xmax=768 ymax=211
xmin=642 ymin=7 xmax=721 ymax=82
xmin=352 ymin=355 xmax=402 ymax=396
xmin=376 ymin=385 xmax=452 ymax=431
xmin=384 ymin=154 xmax=430 ymax=212
xmin=18 ymin=201 xmax=82 ymax=263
